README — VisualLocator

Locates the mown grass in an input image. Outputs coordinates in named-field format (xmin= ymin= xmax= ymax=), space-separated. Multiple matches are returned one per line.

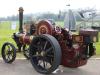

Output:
xmin=0 ymin=21 xmax=18 ymax=57
xmin=0 ymin=21 xmax=100 ymax=57
xmin=95 ymin=33 xmax=100 ymax=56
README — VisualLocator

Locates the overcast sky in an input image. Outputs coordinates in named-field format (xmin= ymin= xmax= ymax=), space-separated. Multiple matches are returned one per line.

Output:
xmin=0 ymin=0 xmax=100 ymax=17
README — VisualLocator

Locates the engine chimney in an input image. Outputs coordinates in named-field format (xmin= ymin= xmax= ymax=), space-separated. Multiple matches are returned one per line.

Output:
xmin=19 ymin=7 xmax=24 ymax=33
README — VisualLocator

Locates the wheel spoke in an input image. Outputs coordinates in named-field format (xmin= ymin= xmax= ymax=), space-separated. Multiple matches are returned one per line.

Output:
xmin=5 ymin=50 xmax=8 ymax=55
xmin=44 ymin=57 xmax=52 ymax=65
xmin=43 ymin=59 xmax=46 ymax=68
xmin=32 ymin=55 xmax=39 ymax=58
xmin=45 ymin=55 xmax=54 ymax=64
xmin=33 ymin=45 xmax=39 ymax=49
xmin=46 ymin=55 xmax=54 ymax=58
xmin=5 ymin=46 xmax=8 ymax=52
xmin=7 ymin=54 xmax=11 ymax=61
xmin=38 ymin=38 xmax=42 ymax=46
xmin=38 ymin=38 xmax=44 ymax=50
xmin=46 ymin=47 xmax=53 ymax=53
xmin=43 ymin=41 xmax=48 ymax=50
xmin=7 ymin=45 xmax=11 ymax=51
xmin=9 ymin=54 xmax=13 ymax=60
xmin=38 ymin=38 xmax=42 ymax=43
xmin=11 ymin=52 xmax=14 ymax=57
xmin=5 ymin=46 xmax=9 ymax=55
xmin=38 ymin=60 xmax=42 ymax=66
xmin=24 ymin=48 xmax=28 ymax=51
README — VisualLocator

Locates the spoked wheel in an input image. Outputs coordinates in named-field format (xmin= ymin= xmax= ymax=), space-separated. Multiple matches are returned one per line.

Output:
xmin=23 ymin=44 xmax=30 ymax=59
xmin=1 ymin=42 xmax=16 ymax=63
xmin=29 ymin=34 xmax=61 ymax=74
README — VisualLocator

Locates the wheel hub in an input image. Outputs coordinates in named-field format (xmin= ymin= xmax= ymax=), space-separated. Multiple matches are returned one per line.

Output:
xmin=36 ymin=51 xmax=46 ymax=57
xmin=40 ymin=51 xmax=46 ymax=57
xmin=7 ymin=51 xmax=12 ymax=54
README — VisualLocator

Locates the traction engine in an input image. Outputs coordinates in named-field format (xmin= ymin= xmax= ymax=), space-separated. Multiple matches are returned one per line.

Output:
xmin=1 ymin=7 xmax=98 ymax=74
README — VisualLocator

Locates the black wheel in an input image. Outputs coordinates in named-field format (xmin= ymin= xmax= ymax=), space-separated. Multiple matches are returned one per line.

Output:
xmin=1 ymin=42 xmax=16 ymax=63
xmin=29 ymin=34 xmax=61 ymax=74
xmin=23 ymin=45 xmax=30 ymax=59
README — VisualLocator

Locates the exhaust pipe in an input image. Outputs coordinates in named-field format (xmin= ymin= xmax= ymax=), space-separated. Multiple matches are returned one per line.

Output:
xmin=19 ymin=7 xmax=24 ymax=33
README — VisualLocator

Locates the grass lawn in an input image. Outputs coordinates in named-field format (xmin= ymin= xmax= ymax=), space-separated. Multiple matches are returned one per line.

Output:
xmin=0 ymin=21 xmax=100 ymax=57
xmin=0 ymin=21 xmax=18 ymax=57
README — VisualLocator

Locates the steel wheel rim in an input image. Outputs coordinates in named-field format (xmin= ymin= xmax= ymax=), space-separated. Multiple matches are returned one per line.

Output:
xmin=30 ymin=37 xmax=55 ymax=72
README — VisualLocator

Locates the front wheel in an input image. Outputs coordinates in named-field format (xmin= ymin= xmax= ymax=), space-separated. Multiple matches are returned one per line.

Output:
xmin=29 ymin=34 xmax=61 ymax=74
xmin=1 ymin=42 xmax=16 ymax=63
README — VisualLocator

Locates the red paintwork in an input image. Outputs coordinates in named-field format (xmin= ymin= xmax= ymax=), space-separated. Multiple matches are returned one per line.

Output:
xmin=23 ymin=36 xmax=31 ymax=44
xmin=60 ymin=41 xmax=87 ymax=67
xmin=36 ymin=20 xmax=89 ymax=67
xmin=19 ymin=35 xmax=31 ymax=45
xmin=20 ymin=20 xmax=96 ymax=68
xmin=53 ymin=30 xmax=87 ymax=67
xmin=37 ymin=20 xmax=53 ymax=35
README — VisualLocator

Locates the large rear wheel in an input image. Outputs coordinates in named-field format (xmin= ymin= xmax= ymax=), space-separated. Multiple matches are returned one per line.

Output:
xmin=29 ymin=34 xmax=61 ymax=74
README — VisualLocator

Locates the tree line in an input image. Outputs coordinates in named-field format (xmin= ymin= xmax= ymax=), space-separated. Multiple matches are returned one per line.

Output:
xmin=0 ymin=11 xmax=82 ymax=22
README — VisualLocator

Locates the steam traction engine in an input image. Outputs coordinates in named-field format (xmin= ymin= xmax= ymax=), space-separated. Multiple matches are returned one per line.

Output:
xmin=1 ymin=7 xmax=98 ymax=74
